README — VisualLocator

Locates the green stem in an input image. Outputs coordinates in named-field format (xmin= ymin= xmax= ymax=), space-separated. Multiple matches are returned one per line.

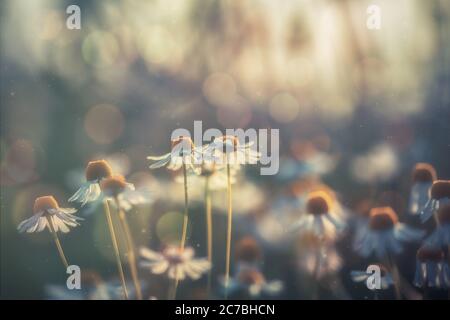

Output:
xmin=224 ymin=164 xmax=233 ymax=299
xmin=103 ymin=199 xmax=129 ymax=300
xmin=205 ymin=176 xmax=213 ymax=297
xmin=171 ymin=163 xmax=189 ymax=300
xmin=46 ymin=216 xmax=69 ymax=270
xmin=386 ymin=253 xmax=401 ymax=300
xmin=115 ymin=196 xmax=143 ymax=300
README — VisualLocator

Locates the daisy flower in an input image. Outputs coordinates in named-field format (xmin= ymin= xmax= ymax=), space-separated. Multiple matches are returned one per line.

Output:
xmin=234 ymin=236 xmax=263 ymax=271
xmin=83 ymin=174 xmax=151 ymax=214
xmin=425 ymin=204 xmax=450 ymax=248
xmin=409 ymin=163 xmax=437 ymax=215
xmin=290 ymin=190 xmax=345 ymax=241
xmin=222 ymin=267 xmax=283 ymax=298
xmin=351 ymin=264 xmax=394 ymax=290
xmin=69 ymin=160 xmax=113 ymax=206
xmin=18 ymin=196 xmax=82 ymax=234
xmin=414 ymin=246 xmax=450 ymax=289
xmin=139 ymin=246 xmax=210 ymax=281
xmin=353 ymin=206 xmax=424 ymax=259
xmin=18 ymin=196 xmax=82 ymax=269
xmin=421 ymin=180 xmax=450 ymax=223
xmin=203 ymin=135 xmax=260 ymax=167
xmin=147 ymin=136 xmax=202 ymax=173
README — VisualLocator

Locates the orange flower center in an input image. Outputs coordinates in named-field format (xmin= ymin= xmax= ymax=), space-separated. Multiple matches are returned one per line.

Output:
xmin=235 ymin=237 xmax=262 ymax=263
xmin=220 ymin=135 xmax=239 ymax=151
xmin=306 ymin=191 xmax=332 ymax=215
xmin=430 ymin=180 xmax=450 ymax=200
xmin=85 ymin=160 xmax=113 ymax=181
xmin=412 ymin=163 xmax=437 ymax=183
xmin=417 ymin=247 xmax=444 ymax=262
xmin=100 ymin=175 xmax=127 ymax=196
xmin=369 ymin=207 xmax=398 ymax=231
xmin=33 ymin=196 xmax=59 ymax=214
xmin=171 ymin=136 xmax=194 ymax=149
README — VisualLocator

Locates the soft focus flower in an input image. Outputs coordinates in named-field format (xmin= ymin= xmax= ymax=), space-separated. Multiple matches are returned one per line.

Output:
xmin=139 ymin=246 xmax=210 ymax=281
xmin=277 ymin=153 xmax=337 ymax=182
xmin=353 ymin=207 xmax=424 ymax=259
xmin=18 ymin=196 xmax=82 ymax=233
xmin=203 ymin=135 xmax=260 ymax=167
xmin=297 ymin=244 xmax=342 ymax=279
xmin=235 ymin=236 xmax=263 ymax=269
xmin=46 ymin=271 xmax=145 ymax=300
xmin=414 ymin=245 xmax=450 ymax=289
xmin=222 ymin=267 xmax=283 ymax=298
xmin=351 ymin=264 xmax=394 ymax=290
xmin=69 ymin=160 xmax=113 ymax=206
xmin=290 ymin=191 xmax=345 ymax=241
xmin=148 ymin=136 xmax=202 ymax=173
xmin=425 ymin=204 xmax=450 ymax=247
xmin=408 ymin=163 xmax=437 ymax=215
xmin=421 ymin=180 xmax=450 ymax=223
xmin=82 ymin=175 xmax=151 ymax=214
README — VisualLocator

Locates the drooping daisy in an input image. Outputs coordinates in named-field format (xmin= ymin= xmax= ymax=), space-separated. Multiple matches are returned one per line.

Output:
xmin=351 ymin=264 xmax=394 ymax=290
xmin=290 ymin=190 xmax=345 ymax=242
xmin=409 ymin=163 xmax=437 ymax=215
xmin=222 ymin=267 xmax=283 ymax=298
xmin=147 ymin=136 xmax=202 ymax=173
xmin=139 ymin=246 xmax=210 ymax=281
xmin=18 ymin=196 xmax=82 ymax=234
xmin=353 ymin=206 xmax=424 ymax=259
xmin=425 ymin=204 xmax=450 ymax=248
xmin=421 ymin=180 xmax=450 ymax=223
xmin=234 ymin=236 xmax=263 ymax=270
xmin=414 ymin=245 xmax=450 ymax=289
xmin=203 ymin=135 xmax=260 ymax=167
xmin=82 ymin=174 xmax=151 ymax=214
xmin=18 ymin=196 xmax=82 ymax=268
xmin=69 ymin=160 xmax=113 ymax=206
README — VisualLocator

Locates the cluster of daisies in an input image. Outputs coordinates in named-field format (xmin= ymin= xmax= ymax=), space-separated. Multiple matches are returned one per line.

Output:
xmin=17 ymin=132 xmax=450 ymax=299
xmin=18 ymin=135 xmax=261 ymax=300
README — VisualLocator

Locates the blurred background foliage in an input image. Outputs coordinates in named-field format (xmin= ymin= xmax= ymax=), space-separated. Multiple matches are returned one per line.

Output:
xmin=1 ymin=0 xmax=449 ymax=299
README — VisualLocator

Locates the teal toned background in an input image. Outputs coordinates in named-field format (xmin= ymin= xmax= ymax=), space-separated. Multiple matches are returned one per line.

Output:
xmin=1 ymin=0 xmax=449 ymax=299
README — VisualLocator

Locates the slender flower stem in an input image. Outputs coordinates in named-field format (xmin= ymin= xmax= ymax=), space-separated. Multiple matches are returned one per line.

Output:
xmin=433 ymin=212 xmax=440 ymax=228
xmin=180 ymin=163 xmax=189 ymax=250
xmin=171 ymin=163 xmax=190 ymax=300
xmin=103 ymin=199 xmax=129 ymax=300
xmin=115 ymin=196 xmax=143 ymax=300
xmin=46 ymin=216 xmax=69 ymax=270
xmin=205 ymin=175 xmax=213 ymax=297
xmin=224 ymin=164 xmax=233 ymax=299
xmin=386 ymin=253 xmax=401 ymax=300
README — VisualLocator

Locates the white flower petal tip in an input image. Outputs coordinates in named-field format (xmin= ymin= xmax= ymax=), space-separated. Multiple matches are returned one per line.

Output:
xmin=139 ymin=246 xmax=210 ymax=281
